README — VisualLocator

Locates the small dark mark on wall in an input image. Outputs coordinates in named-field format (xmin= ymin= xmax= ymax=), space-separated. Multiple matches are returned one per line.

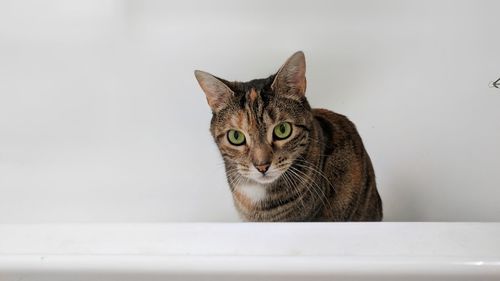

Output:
xmin=489 ymin=77 xmax=500 ymax=89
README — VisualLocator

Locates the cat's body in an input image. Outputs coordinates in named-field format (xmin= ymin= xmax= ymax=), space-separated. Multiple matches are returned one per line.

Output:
xmin=232 ymin=109 xmax=382 ymax=221
xmin=195 ymin=51 xmax=382 ymax=221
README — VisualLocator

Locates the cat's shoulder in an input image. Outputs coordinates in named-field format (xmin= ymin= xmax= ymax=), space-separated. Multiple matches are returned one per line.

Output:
xmin=311 ymin=108 xmax=361 ymax=141
xmin=312 ymin=108 xmax=353 ymax=127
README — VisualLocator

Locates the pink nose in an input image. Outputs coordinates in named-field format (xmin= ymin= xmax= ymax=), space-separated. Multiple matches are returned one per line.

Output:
xmin=254 ymin=163 xmax=270 ymax=174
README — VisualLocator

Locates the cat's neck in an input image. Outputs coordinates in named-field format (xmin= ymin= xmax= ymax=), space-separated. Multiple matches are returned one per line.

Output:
xmin=233 ymin=181 xmax=267 ymax=205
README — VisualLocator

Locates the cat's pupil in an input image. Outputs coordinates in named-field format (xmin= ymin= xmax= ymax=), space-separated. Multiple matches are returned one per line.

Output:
xmin=234 ymin=131 xmax=239 ymax=139
xmin=280 ymin=124 xmax=285 ymax=133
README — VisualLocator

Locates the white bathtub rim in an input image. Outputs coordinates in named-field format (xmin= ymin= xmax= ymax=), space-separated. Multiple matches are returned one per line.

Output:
xmin=1 ymin=222 xmax=499 ymax=258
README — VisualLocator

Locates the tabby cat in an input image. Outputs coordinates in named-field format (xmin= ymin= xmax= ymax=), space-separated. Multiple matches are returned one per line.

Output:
xmin=195 ymin=51 xmax=382 ymax=221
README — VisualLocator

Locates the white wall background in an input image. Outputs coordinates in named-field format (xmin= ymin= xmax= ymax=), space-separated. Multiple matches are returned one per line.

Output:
xmin=0 ymin=0 xmax=499 ymax=223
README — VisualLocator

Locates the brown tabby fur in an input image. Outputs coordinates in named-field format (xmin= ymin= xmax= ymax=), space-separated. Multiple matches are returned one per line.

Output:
xmin=195 ymin=51 xmax=382 ymax=221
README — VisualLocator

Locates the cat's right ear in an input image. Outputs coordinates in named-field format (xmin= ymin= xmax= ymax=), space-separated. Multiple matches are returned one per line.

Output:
xmin=271 ymin=51 xmax=307 ymax=99
xmin=194 ymin=70 xmax=234 ymax=113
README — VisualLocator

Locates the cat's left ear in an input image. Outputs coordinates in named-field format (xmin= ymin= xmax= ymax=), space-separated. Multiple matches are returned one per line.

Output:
xmin=271 ymin=51 xmax=307 ymax=98
xmin=194 ymin=70 xmax=234 ymax=113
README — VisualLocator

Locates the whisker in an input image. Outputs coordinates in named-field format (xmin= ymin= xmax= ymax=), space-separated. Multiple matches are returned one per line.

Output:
xmin=289 ymin=165 xmax=333 ymax=211
xmin=282 ymin=170 xmax=307 ymax=212
xmin=295 ymin=158 xmax=336 ymax=193
xmin=287 ymin=165 xmax=329 ymax=211
xmin=292 ymin=162 xmax=336 ymax=212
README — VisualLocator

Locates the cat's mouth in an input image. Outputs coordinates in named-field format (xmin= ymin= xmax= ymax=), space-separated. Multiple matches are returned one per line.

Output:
xmin=253 ymin=173 xmax=279 ymax=184
xmin=243 ymin=165 xmax=283 ymax=185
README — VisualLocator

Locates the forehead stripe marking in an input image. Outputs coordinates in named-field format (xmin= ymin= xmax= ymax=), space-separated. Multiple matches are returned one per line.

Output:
xmin=249 ymin=88 xmax=258 ymax=103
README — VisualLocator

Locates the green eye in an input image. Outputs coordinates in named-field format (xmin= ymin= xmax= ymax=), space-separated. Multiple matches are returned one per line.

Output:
xmin=227 ymin=130 xmax=246 ymax=145
xmin=273 ymin=122 xmax=292 ymax=140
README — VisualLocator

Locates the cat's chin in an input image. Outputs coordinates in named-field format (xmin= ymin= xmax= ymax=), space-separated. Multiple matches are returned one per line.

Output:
xmin=248 ymin=174 xmax=281 ymax=185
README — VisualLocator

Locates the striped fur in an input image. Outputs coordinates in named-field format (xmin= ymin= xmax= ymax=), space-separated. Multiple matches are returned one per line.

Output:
xmin=195 ymin=51 xmax=382 ymax=221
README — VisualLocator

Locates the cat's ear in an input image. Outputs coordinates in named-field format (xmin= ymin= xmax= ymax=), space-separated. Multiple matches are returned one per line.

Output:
xmin=194 ymin=70 xmax=234 ymax=113
xmin=271 ymin=51 xmax=307 ymax=98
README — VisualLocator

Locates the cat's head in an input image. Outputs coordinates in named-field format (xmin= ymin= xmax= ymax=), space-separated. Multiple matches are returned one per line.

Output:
xmin=195 ymin=51 xmax=313 ymax=185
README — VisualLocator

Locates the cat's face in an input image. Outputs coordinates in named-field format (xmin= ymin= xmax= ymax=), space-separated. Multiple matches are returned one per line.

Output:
xmin=208 ymin=87 xmax=312 ymax=185
xmin=195 ymin=51 xmax=312 ymax=185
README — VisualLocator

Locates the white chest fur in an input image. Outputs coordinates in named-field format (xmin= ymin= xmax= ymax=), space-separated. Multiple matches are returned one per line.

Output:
xmin=235 ymin=182 xmax=267 ymax=204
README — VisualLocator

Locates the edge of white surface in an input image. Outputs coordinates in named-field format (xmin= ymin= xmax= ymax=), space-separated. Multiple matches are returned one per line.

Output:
xmin=0 ymin=222 xmax=499 ymax=275
xmin=1 ymin=222 xmax=500 ymax=256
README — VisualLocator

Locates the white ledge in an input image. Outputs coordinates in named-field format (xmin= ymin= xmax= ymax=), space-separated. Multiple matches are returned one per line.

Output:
xmin=0 ymin=223 xmax=499 ymax=280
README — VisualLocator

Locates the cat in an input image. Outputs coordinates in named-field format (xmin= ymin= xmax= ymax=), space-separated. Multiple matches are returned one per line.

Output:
xmin=195 ymin=51 xmax=382 ymax=221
